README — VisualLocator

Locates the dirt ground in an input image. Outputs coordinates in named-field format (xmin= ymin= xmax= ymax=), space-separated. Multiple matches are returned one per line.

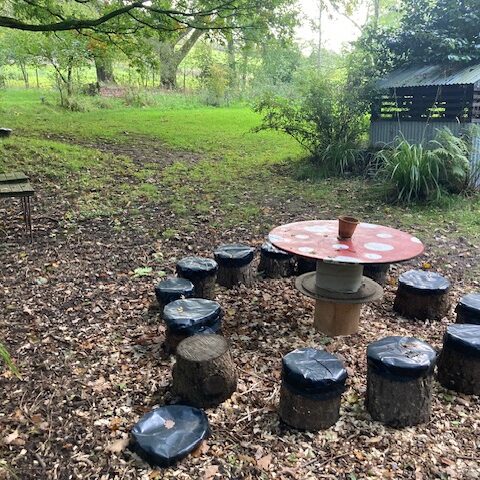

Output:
xmin=1 ymin=139 xmax=479 ymax=480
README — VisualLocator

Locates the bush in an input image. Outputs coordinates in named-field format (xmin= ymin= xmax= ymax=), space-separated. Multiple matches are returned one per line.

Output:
xmin=253 ymin=72 xmax=368 ymax=176
xmin=123 ymin=89 xmax=157 ymax=108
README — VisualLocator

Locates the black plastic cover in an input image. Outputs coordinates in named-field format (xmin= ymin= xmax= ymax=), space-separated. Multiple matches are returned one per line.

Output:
xmin=214 ymin=244 xmax=255 ymax=267
xmin=456 ymin=292 xmax=480 ymax=324
xmin=282 ymin=348 xmax=347 ymax=398
xmin=399 ymin=270 xmax=450 ymax=295
xmin=155 ymin=277 xmax=195 ymax=305
xmin=367 ymin=336 xmax=436 ymax=379
xmin=131 ymin=405 xmax=210 ymax=467
xmin=163 ymin=298 xmax=222 ymax=334
xmin=444 ymin=324 xmax=480 ymax=358
xmin=176 ymin=257 xmax=218 ymax=280
xmin=261 ymin=241 xmax=292 ymax=259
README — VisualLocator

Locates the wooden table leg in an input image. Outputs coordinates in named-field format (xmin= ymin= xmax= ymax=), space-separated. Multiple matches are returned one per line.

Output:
xmin=313 ymin=300 xmax=362 ymax=336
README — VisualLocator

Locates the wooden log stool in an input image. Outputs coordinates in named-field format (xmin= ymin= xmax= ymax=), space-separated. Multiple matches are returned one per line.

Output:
xmin=437 ymin=324 xmax=480 ymax=395
xmin=393 ymin=269 xmax=450 ymax=320
xmin=172 ymin=334 xmax=237 ymax=408
xmin=154 ymin=277 xmax=194 ymax=311
xmin=258 ymin=241 xmax=295 ymax=278
xmin=163 ymin=298 xmax=222 ymax=353
xmin=366 ymin=336 xmax=437 ymax=427
xmin=176 ymin=256 xmax=218 ymax=300
xmin=363 ymin=263 xmax=390 ymax=286
xmin=296 ymin=255 xmax=316 ymax=275
xmin=279 ymin=348 xmax=347 ymax=431
xmin=455 ymin=292 xmax=480 ymax=325
xmin=214 ymin=243 xmax=255 ymax=288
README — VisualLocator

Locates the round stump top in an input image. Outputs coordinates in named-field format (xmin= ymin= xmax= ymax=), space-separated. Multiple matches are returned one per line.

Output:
xmin=367 ymin=336 xmax=436 ymax=378
xmin=261 ymin=241 xmax=292 ymax=259
xmin=282 ymin=348 xmax=347 ymax=395
xmin=176 ymin=256 xmax=218 ymax=279
xmin=155 ymin=277 xmax=194 ymax=302
xmin=444 ymin=324 xmax=480 ymax=357
xmin=131 ymin=405 xmax=209 ymax=467
xmin=163 ymin=298 xmax=222 ymax=334
xmin=457 ymin=292 xmax=480 ymax=315
xmin=398 ymin=270 xmax=450 ymax=294
xmin=214 ymin=243 xmax=255 ymax=267
xmin=176 ymin=334 xmax=228 ymax=362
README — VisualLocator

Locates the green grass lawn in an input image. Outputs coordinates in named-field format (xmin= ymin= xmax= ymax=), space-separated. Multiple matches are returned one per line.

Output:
xmin=1 ymin=88 xmax=479 ymax=242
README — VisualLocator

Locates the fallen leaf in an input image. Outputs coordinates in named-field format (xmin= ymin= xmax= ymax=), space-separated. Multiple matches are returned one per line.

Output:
xmin=257 ymin=454 xmax=272 ymax=470
xmin=203 ymin=465 xmax=219 ymax=480
xmin=106 ymin=437 xmax=129 ymax=454
xmin=164 ymin=419 xmax=175 ymax=429
xmin=191 ymin=440 xmax=209 ymax=457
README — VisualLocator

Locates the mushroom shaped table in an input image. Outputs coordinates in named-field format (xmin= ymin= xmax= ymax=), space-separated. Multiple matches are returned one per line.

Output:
xmin=269 ymin=220 xmax=424 ymax=336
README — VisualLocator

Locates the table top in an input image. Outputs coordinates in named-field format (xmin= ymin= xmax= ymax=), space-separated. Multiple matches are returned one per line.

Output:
xmin=0 ymin=172 xmax=28 ymax=183
xmin=268 ymin=220 xmax=424 ymax=265
xmin=0 ymin=182 xmax=34 ymax=197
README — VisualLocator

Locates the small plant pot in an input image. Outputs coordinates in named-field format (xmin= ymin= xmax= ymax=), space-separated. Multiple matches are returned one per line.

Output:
xmin=338 ymin=216 xmax=359 ymax=239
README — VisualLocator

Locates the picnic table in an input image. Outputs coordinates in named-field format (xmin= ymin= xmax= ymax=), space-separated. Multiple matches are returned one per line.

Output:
xmin=269 ymin=220 xmax=425 ymax=336
xmin=0 ymin=171 xmax=34 ymax=240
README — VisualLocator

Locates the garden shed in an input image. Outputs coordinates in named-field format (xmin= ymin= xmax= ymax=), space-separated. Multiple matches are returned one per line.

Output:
xmin=370 ymin=64 xmax=480 ymax=166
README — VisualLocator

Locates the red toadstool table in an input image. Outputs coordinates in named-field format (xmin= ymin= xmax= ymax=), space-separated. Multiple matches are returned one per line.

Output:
xmin=269 ymin=220 xmax=424 ymax=336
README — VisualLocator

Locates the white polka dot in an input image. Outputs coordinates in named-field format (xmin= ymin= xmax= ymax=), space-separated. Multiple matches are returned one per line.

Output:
xmin=295 ymin=234 xmax=310 ymax=240
xmin=332 ymin=244 xmax=349 ymax=250
xmin=411 ymin=237 xmax=422 ymax=244
xmin=361 ymin=223 xmax=379 ymax=229
xmin=364 ymin=242 xmax=394 ymax=252
xmin=364 ymin=253 xmax=382 ymax=260
xmin=330 ymin=256 xmax=361 ymax=264
xmin=298 ymin=247 xmax=314 ymax=254
xmin=304 ymin=225 xmax=332 ymax=233
xmin=377 ymin=233 xmax=393 ymax=239
xmin=269 ymin=234 xmax=287 ymax=242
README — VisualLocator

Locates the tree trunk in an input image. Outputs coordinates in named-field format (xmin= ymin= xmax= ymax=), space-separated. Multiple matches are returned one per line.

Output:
xmin=227 ymin=35 xmax=237 ymax=88
xmin=19 ymin=61 xmax=29 ymax=88
xmin=94 ymin=55 xmax=115 ymax=84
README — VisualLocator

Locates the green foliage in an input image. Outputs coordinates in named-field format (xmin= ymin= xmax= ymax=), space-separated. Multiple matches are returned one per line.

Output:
xmin=254 ymin=70 xmax=367 ymax=176
xmin=0 ymin=342 xmax=20 ymax=377
xmin=376 ymin=128 xmax=477 ymax=203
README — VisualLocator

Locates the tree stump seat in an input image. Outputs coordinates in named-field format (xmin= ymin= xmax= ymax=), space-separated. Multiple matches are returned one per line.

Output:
xmin=366 ymin=336 xmax=436 ymax=427
xmin=0 ymin=128 xmax=12 ymax=138
xmin=296 ymin=255 xmax=316 ymax=275
xmin=455 ymin=292 xmax=480 ymax=325
xmin=176 ymin=256 xmax=218 ymax=300
xmin=258 ymin=241 xmax=295 ymax=278
xmin=154 ymin=277 xmax=194 ymax=311
xmin=172 ymin=334 xmax=237 ymax=408
xmin=279 ymin=348 xmax=347 ymax=431
xmin=214 ymin=243 xmax=255 ymax=288
xmin=363 ymin=263 xmax=390 ymax=286
xmin=163 ymin=298 xmax=222 ymax=353
xmin=437 ymin=324 xmax=480 ymax=395
xmin=393 ymin=269 xmax=450 ymax=320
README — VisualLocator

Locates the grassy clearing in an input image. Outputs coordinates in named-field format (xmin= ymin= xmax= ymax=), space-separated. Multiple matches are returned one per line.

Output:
xmin=0 ymin=88 xmax=479 ymax=243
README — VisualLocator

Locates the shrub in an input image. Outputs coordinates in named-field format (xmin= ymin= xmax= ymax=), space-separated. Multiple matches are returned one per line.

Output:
xmin=123 ymin=89 xmax=157 ymax=108
xmin=0 ymin=342 xmax=20 ymax=377
xmin=253 ymin=72 xmax=367 ymax=176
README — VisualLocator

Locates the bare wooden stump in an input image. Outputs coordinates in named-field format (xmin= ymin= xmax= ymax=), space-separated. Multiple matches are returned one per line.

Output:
xmin=366 ymin=336 xmax=436 ymax=427
xmin=296 ymin=256 xmax=316 ymax=275
xmin=217 ymin=263 xmax=254 ymax=288
xmin=176 ymin=257 xmax=218 ymax=300
xmin=279 ymin=383 xmax=341 ymax=430
xmin=437 ymin=324 xmax=480 ymax=395
xmin=172 ymin=334 xmax=237 ymax=408
xmin=164 ymin=327 xmax=221 ymax=355
xmin=363 ymin=263 xmax=390 ymax=285
xmin=393 ymin=270 xmax=450 ymax=320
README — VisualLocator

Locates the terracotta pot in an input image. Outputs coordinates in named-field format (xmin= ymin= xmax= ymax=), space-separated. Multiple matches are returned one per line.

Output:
xmin=338 ymin=216 xmax=359 ymax=239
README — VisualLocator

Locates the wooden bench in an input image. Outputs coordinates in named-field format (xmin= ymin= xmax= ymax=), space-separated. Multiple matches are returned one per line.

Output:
xmin=0 ymin=172 xmax=34 ymax=240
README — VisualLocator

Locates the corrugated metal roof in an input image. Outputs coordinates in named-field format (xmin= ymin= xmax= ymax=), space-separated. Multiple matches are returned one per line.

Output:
xmin=378 ymin=64 xmax=480 ymax=88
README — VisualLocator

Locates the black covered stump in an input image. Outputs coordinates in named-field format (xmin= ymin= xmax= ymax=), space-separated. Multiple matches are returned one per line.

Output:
xmin=163 ymin=298 xmax=222 ymax=353
xmin=0 ymin=128 xmax=12 ymax=138
xmin=214 ymin=243 xmax=255 ymax=288
xmin=173 ymin=334 xmax=237 ymax=408
xmin=456 ymin=292 xmax=480 ymax=325
xmin=366 ymin=336 xmax=436 ymax=427
xmin=131 ymin=405 xmax=210 ymax=467
xmin=296 ymin=256 xmax=316 ymax=275
xmin=393 ymin=269 xmax=450 ymax=320
xmin=176 ymin=256 xmax=218 ymax=300
xmin=155 ymin=277 xmax=194 ymax=311
xmin=279 ymin=348 xmax=347 ymax=431
xmin=437 ymin=324 xmax=480 ymax=395
xmin=363 ymin=263 xmax=390 ymax=285
xmin=258 ymin=241 xmax=295 ymax=278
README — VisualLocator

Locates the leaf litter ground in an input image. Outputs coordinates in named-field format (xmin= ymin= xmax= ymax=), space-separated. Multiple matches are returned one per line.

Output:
xmin=0 ymin=138 xmax=479 ymax=480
